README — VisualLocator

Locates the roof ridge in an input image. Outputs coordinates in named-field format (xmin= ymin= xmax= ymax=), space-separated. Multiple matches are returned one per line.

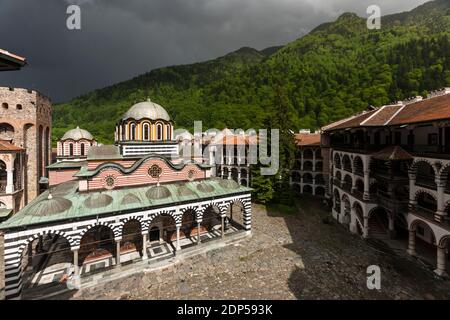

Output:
xmin=360 ymin=106 xmax=386 ymax=126
xmin=321 ymin=111 xmax=370 ymax=131
xmin=384 ymin=103 xmax=407 ymax=125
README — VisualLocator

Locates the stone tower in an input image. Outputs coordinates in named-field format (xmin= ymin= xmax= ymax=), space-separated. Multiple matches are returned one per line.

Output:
xmin=0 ymin=87 xmax=52 ymax=204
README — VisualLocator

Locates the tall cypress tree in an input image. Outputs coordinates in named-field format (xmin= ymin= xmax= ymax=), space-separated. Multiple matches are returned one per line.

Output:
xmin=264 ymin=86 xmax=297 ymax=205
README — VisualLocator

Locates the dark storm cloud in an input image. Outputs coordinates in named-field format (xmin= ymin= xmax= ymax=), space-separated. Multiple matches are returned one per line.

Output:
xmin=0 ymin=0 xmax=428 ymax=102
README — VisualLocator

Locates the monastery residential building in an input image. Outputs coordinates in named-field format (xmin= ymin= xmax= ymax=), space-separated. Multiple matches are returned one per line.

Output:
xmin=290 ymin=130 xmax=327 ymax=197
xmin=293 ymin=88 xmax=450 ymax=277
xmin=0 ymin=100 xmax=252 ymax=299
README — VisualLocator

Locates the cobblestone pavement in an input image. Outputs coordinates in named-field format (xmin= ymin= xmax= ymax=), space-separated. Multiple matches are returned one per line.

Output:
xmin=55 ymin=198 xmax=450 ymax=300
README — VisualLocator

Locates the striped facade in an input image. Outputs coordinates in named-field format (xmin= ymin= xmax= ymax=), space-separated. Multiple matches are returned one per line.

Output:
xmin=82 ymin=158 xmax=207 ymax=191
xmin=2 ymin=193 xmax=252 ymax=299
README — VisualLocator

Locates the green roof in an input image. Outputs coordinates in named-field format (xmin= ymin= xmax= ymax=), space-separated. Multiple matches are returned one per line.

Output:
xmin=47 ymin=161 xmax=87 ymax=170
xmin=0 ymin=178 xmax=252 ymax=230
xmin=0 ymin=209 xmax=12 ymax=219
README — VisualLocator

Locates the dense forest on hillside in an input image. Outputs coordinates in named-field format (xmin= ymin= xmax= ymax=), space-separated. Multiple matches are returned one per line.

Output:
xmin=53 ymin=0 xmax=450 ymax=144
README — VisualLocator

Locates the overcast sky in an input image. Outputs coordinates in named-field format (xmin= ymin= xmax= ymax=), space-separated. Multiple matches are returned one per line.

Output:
xmin=0 ymin=0 xmax=429 ymax=102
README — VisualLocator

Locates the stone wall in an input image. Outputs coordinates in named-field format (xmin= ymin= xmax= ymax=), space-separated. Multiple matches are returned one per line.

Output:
xmin=0 ymin=87 xmax=52 ymax=205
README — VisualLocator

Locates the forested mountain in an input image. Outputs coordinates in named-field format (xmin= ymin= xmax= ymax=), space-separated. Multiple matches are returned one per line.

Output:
xmin=53 ymin=0 xmax=450 ymax=144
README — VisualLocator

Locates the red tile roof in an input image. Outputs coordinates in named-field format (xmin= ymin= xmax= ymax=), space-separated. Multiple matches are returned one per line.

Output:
xmin=219 ymin=135 xmax=258 ymax=145
xmin=389 ymin=94 xmax=450 ymax=125
xmin=295 ymin=133 xmax=321 ymax=146
xmin=0 ymin=140 xmax=24 ymax=152
xmin=372 ymin=146 xmax=413 ymax=161
xmin=0 ymin=49 xmax=27 ymax=71
xmin=323 ymin=93 xmax=450 ymax=131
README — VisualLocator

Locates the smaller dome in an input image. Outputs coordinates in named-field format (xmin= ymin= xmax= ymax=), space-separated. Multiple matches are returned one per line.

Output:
xmin=62 ymin=126 xmax=93 ymax=141
xmin=121 ymin=193 xmax=141 ymax=206
xmin=146 ymin=185 xmax=171 ymax=200
xmin=175 ymin=130 xmax=193 ymax=141
xmin=219 ymin=179 xmax=239 ymax=189
xmin=50 ymin=181 xmax=78 ymax=196
xmin=29 ymin=195 xmax=72 ymax=216
xmin=196 ymin=182 xmax=215 ymax=193
xmin=177 ymin=185 xmax=195 ymax=197
xmin=84 ymin=194 xmax=113 ymax=209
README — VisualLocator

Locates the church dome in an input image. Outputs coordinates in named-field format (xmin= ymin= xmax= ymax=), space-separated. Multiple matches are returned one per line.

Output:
xmin=62 ymin=126 xmax=93 ymax=141
xmin=122 ymin=99 xmax=171 ymax=121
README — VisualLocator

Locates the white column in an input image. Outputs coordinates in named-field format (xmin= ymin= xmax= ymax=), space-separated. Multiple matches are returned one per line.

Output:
xmin=300 ymin=151 xmax=304 ymax=171
xmin=142 ymin=233 xmax=148 ymax=260
xmin=116 ymin=240 xmax=121 ymax=266
xmin=407 ymin=230 xmax=416 ymax=256
xmin=349 ymin=208 xmax=357 ymax=234
xmin=435 ymin=246 xmax=448 ymax=277
xmin=238 ymin=169 xmax=241 ymax=184
xmin=312 ymin=152 xmax=316 ymax=171
xmin=72 ymin=248 xmax=81 ymax=289
xmin=176 ymin=226 xmax=181 ymax=250
xmin=73 ymin=249 xmax=79 ymax=276
xmin=197 ymin=222 xmax=201 ymax=244
xmin=227 ymin=168 xmax=231 ymax=180
xmin=351 ymin=174 xmax=356 ymax=193
xmin=5 ymin=168 xmax=14 ymax=194
xmin=363 ymin=170 xmax=370 ymax=200
xmin=409 ymin=174 xmax=417 ymax=209
xmin=221 ymin=216 xmax=225 ymax=239
xmin=388 ymin=214 xmax=396 ymax=238
xmin=363 ymin=216 xmax=369 ymax=238
xmin=435 ymin=179 xmax=446 ymax=222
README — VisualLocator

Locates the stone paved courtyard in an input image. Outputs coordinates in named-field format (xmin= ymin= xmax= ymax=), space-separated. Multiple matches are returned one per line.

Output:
xmin=52 ymin=198 xmax=450 ymax=300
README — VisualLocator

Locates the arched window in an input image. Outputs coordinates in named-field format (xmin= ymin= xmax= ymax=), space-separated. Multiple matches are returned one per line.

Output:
xmin=143 ymin=123 xmax=150 ymax=141
xmin=129 ymin=123 xmax=136 ymax=140
xmin=69 ymin=143 xmax=74 ymax=156
xmin=81 ymin=143 xmax=85 ymax=156
xmin=166 ymin=125 xmax=171 ymax=140
xmin=157 ymin=124 xmax=162 ymax=140
xmin=2 ymin=103 xmax=8 ymax=109
xmin=16 ymin=104 xmax=22 ymax=110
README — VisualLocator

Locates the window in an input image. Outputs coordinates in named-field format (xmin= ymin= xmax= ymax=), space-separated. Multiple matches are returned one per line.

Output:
xmin=130 ymin=123 xmax=136 ymax=140
xmin=428 ymin=133 xmax=438 ymax=146
xmin=69 ymin=143 xmax=74 ymax=156
xmin=104 ymin=175 xmax=116 ymax=189
xmin=166 ymin=126 xmax=171 ymax=140
xmin=143 ymin=123 xmax=150 ymax=140
xmin=2 ymin=103 xmax=8 ymax=109
xmin=16 ymin=104 xmax=22 ymax=110
xmin=157 ymin=124 xmax=162 ymax=140
xmin=148 ymin=165 xmax=162 ymax=178
xmin=80 ymin=143 xmax=85 ymax=156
